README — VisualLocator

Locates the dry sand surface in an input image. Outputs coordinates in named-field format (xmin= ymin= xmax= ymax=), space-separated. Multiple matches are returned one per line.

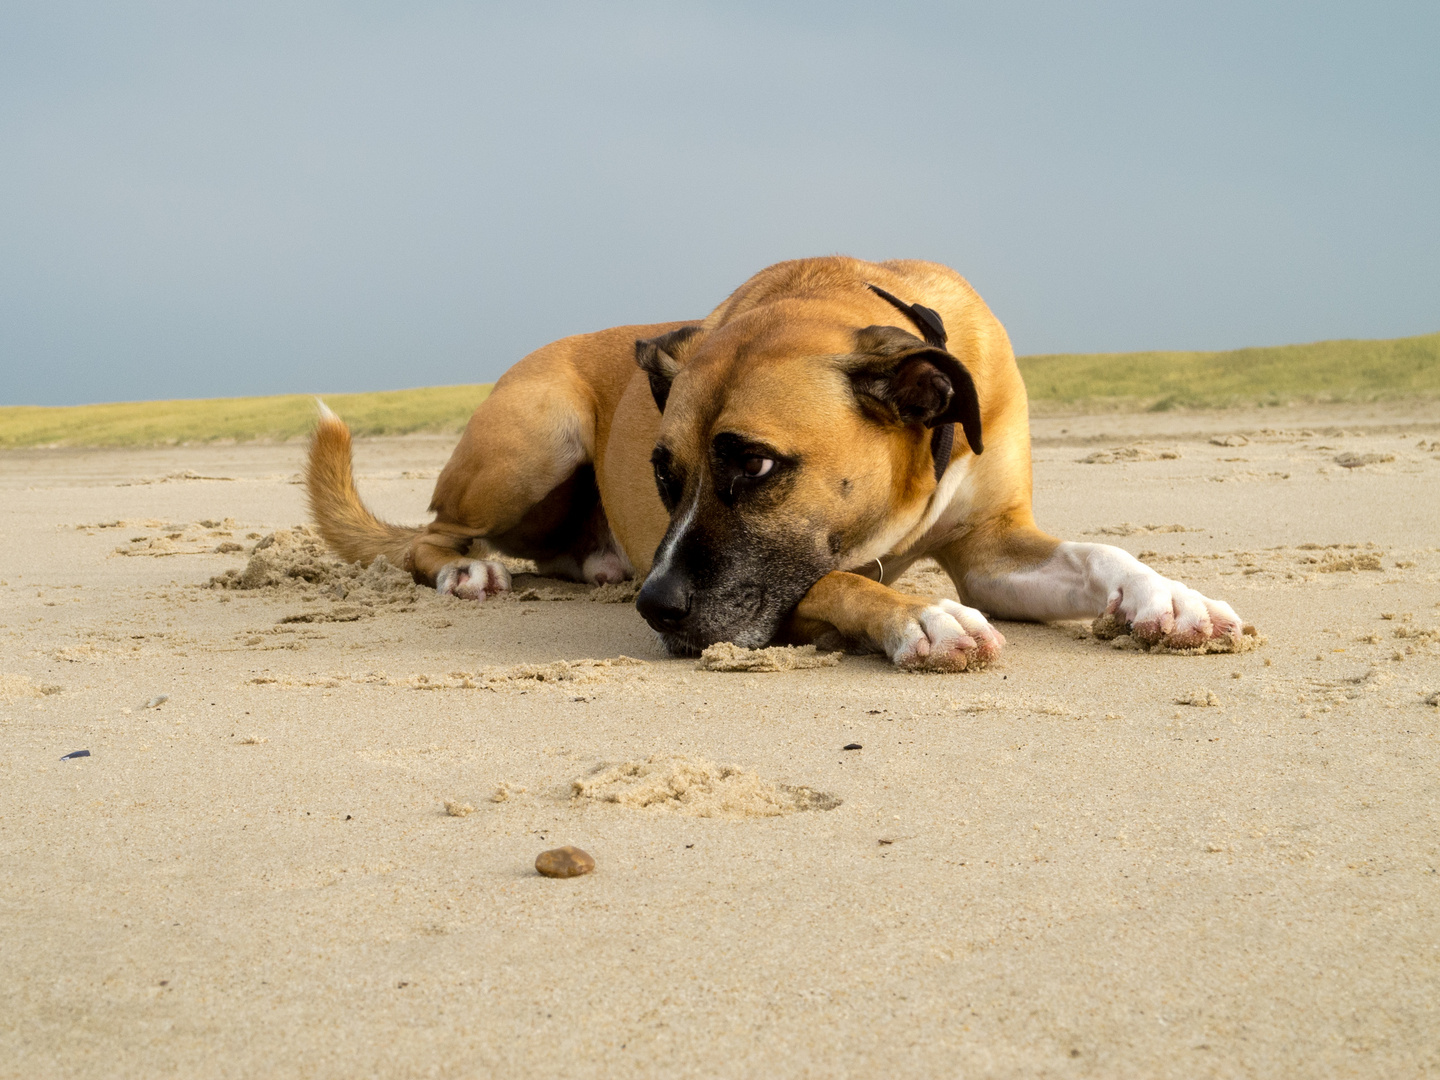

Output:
xmin=3 ymin=401 xmax=1439 ymax=1078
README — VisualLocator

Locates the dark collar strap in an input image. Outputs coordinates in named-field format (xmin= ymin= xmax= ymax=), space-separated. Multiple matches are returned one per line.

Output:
xmin=928 ymin=423 xmax=954 ymax=483
xmin=867 ymin=283 xmax=955 ymax=482
xmin=867 ymin=284 xmax=948 ymax=348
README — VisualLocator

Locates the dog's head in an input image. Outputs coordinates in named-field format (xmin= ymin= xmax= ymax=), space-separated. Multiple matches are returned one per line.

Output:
xmin=632 ymin=300 xmax=981 ymax=654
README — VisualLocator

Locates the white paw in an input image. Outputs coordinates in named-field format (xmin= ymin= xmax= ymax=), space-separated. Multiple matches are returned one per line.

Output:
xmin=1110 ymin=572 xmax=1243 ymax=648
xmin=581 ymin=548 xmax=631 ymax=586
xmin=436 ymin=559 xmax=512 ymax=600
xmin=886 ymin=599 xmax=1006 ymax=672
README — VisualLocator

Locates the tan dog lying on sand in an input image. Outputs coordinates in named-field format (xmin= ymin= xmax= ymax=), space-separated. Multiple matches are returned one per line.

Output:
xmin=306 ymin=256 xmax=1245 ymax=670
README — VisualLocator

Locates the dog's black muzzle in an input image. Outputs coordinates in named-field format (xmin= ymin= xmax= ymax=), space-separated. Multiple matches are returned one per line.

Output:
xmin=635 ymin=572 xmax=693 ymax=635
xmin=636 ymin=570 xmax=778 ymax=654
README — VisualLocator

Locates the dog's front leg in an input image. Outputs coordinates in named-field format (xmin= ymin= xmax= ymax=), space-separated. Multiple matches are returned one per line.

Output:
xmin=785 ymin=572 xmax=1005 ymax=671
xmin=944 ymin=526 xmax=1245 ymax=649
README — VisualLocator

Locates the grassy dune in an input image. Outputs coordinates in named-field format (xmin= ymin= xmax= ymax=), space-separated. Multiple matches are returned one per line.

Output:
xmin=1018 ymin=330 xmax=1440 ymax=410
xmin=0 ymin=385 xmax=491 ymax=449
xmin=2 ymin=331 xmax=1435 ymax=447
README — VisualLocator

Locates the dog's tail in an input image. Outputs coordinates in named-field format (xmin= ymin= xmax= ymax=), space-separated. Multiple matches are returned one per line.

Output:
xmin=305 ymin=400 xmax=419 ymax=569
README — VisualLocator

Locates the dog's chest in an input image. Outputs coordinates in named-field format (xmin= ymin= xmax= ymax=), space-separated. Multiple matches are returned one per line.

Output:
xmin=873 ymin=456 xmax=980 ymax=564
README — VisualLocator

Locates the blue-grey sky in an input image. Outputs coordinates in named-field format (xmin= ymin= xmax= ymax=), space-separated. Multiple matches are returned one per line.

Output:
xmin=2 ymin=1 xmax=1436 ymax=406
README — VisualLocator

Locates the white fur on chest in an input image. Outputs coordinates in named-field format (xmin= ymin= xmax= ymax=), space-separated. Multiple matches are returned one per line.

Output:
xmin=847 ymin=455 xmax=978 ymax=570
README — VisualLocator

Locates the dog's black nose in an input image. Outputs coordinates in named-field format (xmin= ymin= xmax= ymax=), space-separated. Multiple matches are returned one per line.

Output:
xmin=636 ymin=573 xmax=692 ymax=632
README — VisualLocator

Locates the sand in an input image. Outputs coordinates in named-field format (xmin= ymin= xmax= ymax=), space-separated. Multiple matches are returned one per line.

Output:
xmin=695 ymin=642 xmax=844 ymax=672
xmin=572 ymin=754 xmax=842 ymax=818
xmin=2 ymin=400 xmax=1439 ymax=1078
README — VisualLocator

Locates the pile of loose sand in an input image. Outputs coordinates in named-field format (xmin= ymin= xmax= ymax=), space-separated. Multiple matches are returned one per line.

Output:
xmin=208 ymin=526 xmax=419 ymax=604
xmin=112 ymin=517 xmax=249 ymax=557
xmin=1078 ymin=445 xmax=1181 ymax=464
xmin=1334 ymin=451 xmax=1396 ymax=468
xmin=0 ymin=674 xmax=62 ymax=700
xmin=696 ymin=642 xmax=843 ymax=672
xmin=1316 ymin=552 xmax=1385 ymax=572
xmin=1091 ymin=614 xmax=1267 ymax=654
xmin=476 ymin=656 xmax=648 ymax=685
xmin=210 ymin=527 xmax=642 ymax=609
xmin=1395 ymin=625 xmax=1440 ymax=645
xmin=1176 ymin=688 xmax=1221 ymax=707
xmin=572 ymin=754 xmax=840 ymax=818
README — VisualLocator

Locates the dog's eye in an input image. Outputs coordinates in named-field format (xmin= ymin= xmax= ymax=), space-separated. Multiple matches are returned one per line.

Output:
xmin=652 ymin=458 xmax=683 ymax=510
xmin=724 ymin=453 xmax=779 ymax=501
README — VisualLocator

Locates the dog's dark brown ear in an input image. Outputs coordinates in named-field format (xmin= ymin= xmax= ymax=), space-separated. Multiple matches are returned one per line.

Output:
xmin=635 ymin=325 xmax=703 ymax=413
xmin=847 ymin=325 xmax=983 ymax=454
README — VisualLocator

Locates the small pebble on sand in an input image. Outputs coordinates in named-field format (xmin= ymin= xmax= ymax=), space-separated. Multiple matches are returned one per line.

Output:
xmin=1176 ymin=688 xmax=1220 ymax=707
xmin=535 ymin=846 xmax=595 ymax=878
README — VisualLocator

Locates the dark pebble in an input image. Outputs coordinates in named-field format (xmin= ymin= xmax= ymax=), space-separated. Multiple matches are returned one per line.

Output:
xmin=842 ymin=743 xmax=863 ymax=751
xmin=60 ymin=750 xmax=91 ymax=760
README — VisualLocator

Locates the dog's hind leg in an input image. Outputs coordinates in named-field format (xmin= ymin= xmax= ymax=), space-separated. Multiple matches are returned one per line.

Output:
xmin=411 ymin=370 xmax=604 ymax=599
xmin=530 ymin=499 xmax=633 ymax=586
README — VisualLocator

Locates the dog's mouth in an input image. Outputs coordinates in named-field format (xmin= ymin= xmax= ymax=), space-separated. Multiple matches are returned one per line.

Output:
xmin=654 ymin=630 xmax=705 ymax=657
xmin=654 ymin=622 xmax=776 ymax=657
xmin=657 ymin=624 xmax=776 ymax=656
xmin=646 ymin=583 xmax=780 ymax=656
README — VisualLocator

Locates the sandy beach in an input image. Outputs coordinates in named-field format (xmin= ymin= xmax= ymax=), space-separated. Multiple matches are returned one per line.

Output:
xmin=3 ymin=400 xmax=1438 ymax=1078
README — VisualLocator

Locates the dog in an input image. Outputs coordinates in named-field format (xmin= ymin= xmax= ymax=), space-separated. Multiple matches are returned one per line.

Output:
xmin=306 ymin=256 xmax=1245 ymax=670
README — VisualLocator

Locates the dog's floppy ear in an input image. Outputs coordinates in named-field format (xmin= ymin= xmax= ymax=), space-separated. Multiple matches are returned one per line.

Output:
xmin=635 ymin=325 xmax=703 ymax=413
xmin=847 ymin=325 xmax=983 ymax=455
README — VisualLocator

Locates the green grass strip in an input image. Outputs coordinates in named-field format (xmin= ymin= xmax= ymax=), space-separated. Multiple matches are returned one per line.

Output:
xmin=2 ymin=330 xmax=1436 ymax=447
xmin=1018 ymin=330 xmax=1440 ymax=410
xmin=0 ymin=385 xmax=492 ymax=448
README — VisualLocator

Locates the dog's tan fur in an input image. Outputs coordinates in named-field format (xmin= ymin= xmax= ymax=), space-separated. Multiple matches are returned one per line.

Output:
xmin=308 ymin=256 xmax=1243 ymax=669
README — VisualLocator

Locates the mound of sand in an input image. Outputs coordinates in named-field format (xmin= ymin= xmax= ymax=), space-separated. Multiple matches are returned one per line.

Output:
xmin=1176 ymin=688 xmax=1221 ymax=707
xmin=1395 ymin=625 xmax=1440 ymax=645
xmin=0 ymin=674 xmax=62 ymax=700
xmin=572 ymin=754 xmax=840 ymax=818
xmin=112 ymin=517 xmax=247 ymax=557
xmin=1315 ymin=553 xmax=1385 ymax=573
xmin=210 ymin=527 xmax=643 ymax=611
xmin=1334 ymin=451 xmax=1396 ymax=468
xmin=696 ymin=643 xmax=843 ymax=672
xmin=1091 ymin=614 xmax=1266 ymax=655
xmin=476 ymin=656 xmax=647 ymax=685
xmin=1078 ymin=445 xmax=1181 ymax=464
xmin=207 ymin=526 xmax=419 ymax=604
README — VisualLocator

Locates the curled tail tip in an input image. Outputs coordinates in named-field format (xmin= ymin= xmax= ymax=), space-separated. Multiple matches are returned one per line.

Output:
xmin=312 ymin=399 xmax=350 ymax=444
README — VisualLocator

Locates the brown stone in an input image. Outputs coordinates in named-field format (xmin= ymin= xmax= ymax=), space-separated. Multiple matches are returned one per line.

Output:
xmin=534 ymin=846 xmax=595 ymax=878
